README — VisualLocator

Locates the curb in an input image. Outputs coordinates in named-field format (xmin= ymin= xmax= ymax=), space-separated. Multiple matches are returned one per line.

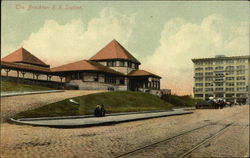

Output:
xmin=11 ymin=110 xmax=194 ymax=128
xmin=17 ymin=109 xmax=174 ymax=121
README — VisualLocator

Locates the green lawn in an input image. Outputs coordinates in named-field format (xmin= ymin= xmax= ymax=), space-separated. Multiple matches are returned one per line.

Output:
xmin=13 ymin=91 xmax=173 ymax=119
xmin=1 ymin=81 xmax=54 ymax=92
xmin=161 ymin=94 xmax=200 ymax=107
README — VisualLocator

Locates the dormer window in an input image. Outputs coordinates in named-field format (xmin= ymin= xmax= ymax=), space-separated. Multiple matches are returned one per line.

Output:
xmin=107 ymin=61 xmax=116 ymax=67
xmin=107 ymin=61 xmax=112 ymax=66
xmin=128 ymin=62 xmax=132 ymax=68
xmin=132 ymin=63 xmax=135 ymax=68
xmin=120 ymin=61 xmax=125 ymax=67
xmin=135 ymin=64 xmax=139 ymax=69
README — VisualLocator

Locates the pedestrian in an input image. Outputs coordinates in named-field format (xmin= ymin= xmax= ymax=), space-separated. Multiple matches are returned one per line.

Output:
xmin=101 ymin=104 xmax=106 ymax=117
xmin=94 ymin=105 xmax=102 ymax=117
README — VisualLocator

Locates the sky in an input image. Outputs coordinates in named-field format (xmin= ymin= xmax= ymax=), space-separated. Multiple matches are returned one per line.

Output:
xmin=1 ymin=1 xmax=249 ymax=95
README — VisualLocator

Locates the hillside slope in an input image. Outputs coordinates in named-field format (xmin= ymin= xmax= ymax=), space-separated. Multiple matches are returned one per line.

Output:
xmin=1 ymin=81 xmax=54 ymax=92
xmin=14 ymin=91 xmax=173 ymax=119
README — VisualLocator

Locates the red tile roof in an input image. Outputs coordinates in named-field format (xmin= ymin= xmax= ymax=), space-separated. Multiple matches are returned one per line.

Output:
xmin=1 ymin=61 xmax=51 ymax=73
xmin=90 ymin=39 xmax=141 ymax=64
xmin=1 ymin=47 xmax=49 ymax=67
xmin=128 ymin=70 xmax=161 ymax=78
xmin=51 ymin=60 xmax=124 ymax=75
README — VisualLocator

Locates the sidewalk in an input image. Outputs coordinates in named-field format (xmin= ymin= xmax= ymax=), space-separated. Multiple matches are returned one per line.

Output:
xmin=11 ymin=108 xmax=194 ymax=128
xmin=1 ymin=90 xmax=64 ymax=97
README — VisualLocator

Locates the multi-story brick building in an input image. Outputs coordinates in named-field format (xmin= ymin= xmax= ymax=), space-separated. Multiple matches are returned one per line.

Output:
xmin=192 ymin=55 xmax=250 ymax=104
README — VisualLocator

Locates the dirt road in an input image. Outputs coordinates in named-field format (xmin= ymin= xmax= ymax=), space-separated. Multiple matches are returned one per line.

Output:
xmin=1 ymin=106 xmax=249 ymax=158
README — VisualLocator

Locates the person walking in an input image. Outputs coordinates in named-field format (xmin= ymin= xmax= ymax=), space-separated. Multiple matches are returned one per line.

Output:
xmin=100 ymin=104 xmax=106 ymax=117
xmin=94 ymin=105 xmax=101 ymax=117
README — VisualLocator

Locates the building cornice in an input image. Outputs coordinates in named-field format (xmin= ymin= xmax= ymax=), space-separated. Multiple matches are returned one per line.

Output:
xmin=192 ymin=55 xmax=250 ymax=62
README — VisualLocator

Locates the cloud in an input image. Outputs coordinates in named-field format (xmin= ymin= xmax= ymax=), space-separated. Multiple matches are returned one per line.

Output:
xmin=143 ymin=14 xmax=249 ymax=95
xmin=17 ymin=8 xmax=136 ymax=66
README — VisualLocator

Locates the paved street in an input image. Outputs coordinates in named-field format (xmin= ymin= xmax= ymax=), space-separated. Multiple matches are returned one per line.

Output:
xmin=1 ymin=106 xmax=249 ymax=158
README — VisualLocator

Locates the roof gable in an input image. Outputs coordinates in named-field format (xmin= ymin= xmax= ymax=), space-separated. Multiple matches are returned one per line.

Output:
xmin=1 ymin=48 xmax=49 ymax=67
xmin=128 ymin=70 xmax=161 ymax=78
xmin=89 ymin=39 xmax=141 ymax=64
xmin=51 ymin=60 xmax=124 ymax=75
xmin=1 ymin=61 xmax=50 ymax=73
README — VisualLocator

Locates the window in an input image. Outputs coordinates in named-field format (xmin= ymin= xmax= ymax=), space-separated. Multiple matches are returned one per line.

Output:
xmin=226 ymin=82 xmax=234 ymax=86
xmin=205 ymin=94 xmax=213 ymax=97
xmin=237 ymin=87 xmax=246 ymax=91
xmin=215 ymin=93 xmax=224 ymax=97
xmin=215 ymin=66 xmax=224 ymax=70
xmin=119 ymin=61 xmax=125 ymax=67
xmin=226 ymin=66 xmax=234 ymax=70
xmin=236 ymin=93 xmax=247 ymax=97
xmin=226 ymin=60 xmax=234 ymax=64
xmin=205 ymin=88 xmax=213 ymax=92
xmin=205 ymin=77 xmax=213 ymax=81
xmin=236 ymin=76 xmax=245 ymax=80
xmin=215 ymin=88 xmax=224 ymax=91
xmin=205 ymin=72 xmax=213 ymax=76
xmin=194 ymin=94 xmax=203 ymax=97
xmin=204 ymin=61 xmax=213 ymax=65
xmin=215 ymin=60 xmax=223 ymax=64
xmin=195 ymin=83 xmax=203 ymax=86
xmin=205 ymin=67 xmax=213 ymax=70
xmin=71 ymin=74 xmax=75 ymax=80
xmin=215 ymin=72 xmax=224 ymax=76
xmin=205 ymin=83 xmax=213 ymax=86
xmin=195 ymin=67 xmax=203 ymax=71
xmin=195 ymin=73 xmax=203 ymax=77
xmin=215 ymin=82 xmax=223 ymax=86
xmin=237 ymin=82 xmax=245 ymax=86
xmin=119 ymin=79 xmax=125 ymax=85
xmin=128 ymin=62 xmax=132 ymax=68
xmin=94 ymin=74 xmax=99 ymax=82
xmin=226 ymin=77 xmax=234 ymax=81
xmin=94 ymin=77 xmax=98 ymax=82
xmin=237 ymin=70 xmax=245 ymax=75
xmin=107 ymin=61 xmax=116 ymax=66
xmin=132 ymin=63 xmax=135 ymax=68
xmin=226 ymin=71 xmax=234 ymax=75
xmin=226 ymin=88 xmax=234 ymax=91
xmin=215 ymin=78 xmax=224 ymax=81
xmin=135 ymin=64 xmax=139 ymax=69
xmin=194 ymin=88 xmax=203 ymax=92
xmin=237 ymin=59 xmax=246 ymax=63
xmin=226 ymin=94 xmax=234 ymax=97
xmin=106 ymin=76 xmax=116 ymax=84
xmin=195 ymin=77 xmax=203 ymax=81
xmin=195 ymin=62 xmax=203 ymax=65
xmin=79 ymin=73 xmax=83 ymax=79
xmin=237 ymin=65 xmax=245 ymax=69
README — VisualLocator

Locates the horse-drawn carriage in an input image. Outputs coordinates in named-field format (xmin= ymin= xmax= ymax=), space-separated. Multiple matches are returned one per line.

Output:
xmin=196 ymin=97 xmax=226 ymax=109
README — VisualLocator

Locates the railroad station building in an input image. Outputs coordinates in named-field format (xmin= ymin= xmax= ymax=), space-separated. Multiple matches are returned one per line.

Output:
xmin=192 ymin=55 xmax=250 ymax=104
xmin=1 ymin=39 xmax=161 ymax=95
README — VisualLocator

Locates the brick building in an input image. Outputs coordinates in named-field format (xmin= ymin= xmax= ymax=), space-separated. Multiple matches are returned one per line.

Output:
xmin=192 ymin=55 xmax=250 ymax=104
xmin=1 ymin=40 xmax=161 ymax=95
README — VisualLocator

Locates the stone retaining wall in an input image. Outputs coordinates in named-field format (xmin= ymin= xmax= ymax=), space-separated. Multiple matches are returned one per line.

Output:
xmin=68 ymin=80 xmax=127 ymax=91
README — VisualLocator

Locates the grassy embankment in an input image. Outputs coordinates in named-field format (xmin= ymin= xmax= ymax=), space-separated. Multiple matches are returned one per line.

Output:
xmin=161 ymin=94 xmax=200 ymax=107
xmin=1 ymin=81 xmax=54 ymax=92
xmin=14 ymin=91 xmax=173 ymax=119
